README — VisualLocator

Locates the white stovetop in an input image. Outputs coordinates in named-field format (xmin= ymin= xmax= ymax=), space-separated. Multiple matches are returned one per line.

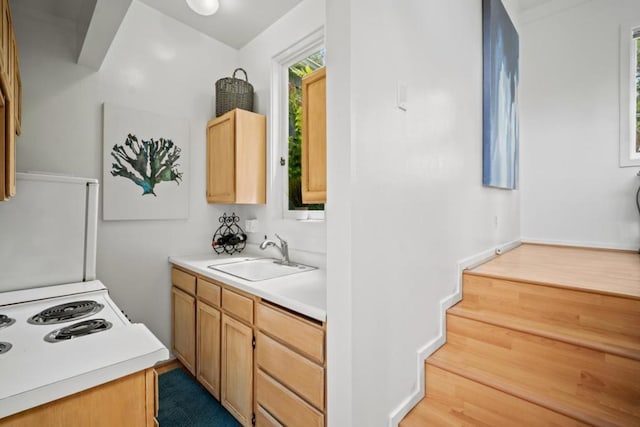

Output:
xmin=169 ymin=250 xmax=327 ymax=322
xmin=0 ymin=281 xmax=169 ymax=419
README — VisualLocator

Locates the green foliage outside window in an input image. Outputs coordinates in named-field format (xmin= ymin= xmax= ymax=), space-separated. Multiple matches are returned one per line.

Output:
xmin=288 ymin=51 xmax=325 ymax=210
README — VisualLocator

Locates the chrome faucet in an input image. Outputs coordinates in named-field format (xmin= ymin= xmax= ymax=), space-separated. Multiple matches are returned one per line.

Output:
xmin=260 ymin=234 xmax=292 ymax=265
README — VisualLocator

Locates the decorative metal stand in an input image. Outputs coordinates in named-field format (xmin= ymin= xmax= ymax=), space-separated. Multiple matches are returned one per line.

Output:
xmin=212 ymin=212 xmax=246 ymax=255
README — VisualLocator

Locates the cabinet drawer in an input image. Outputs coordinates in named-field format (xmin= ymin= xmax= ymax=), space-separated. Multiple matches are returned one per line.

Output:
xmin=256 ymin=405 xmax=283 ymax=427
xmin=257 ymin=332 xmax=324 ymax=410
xmin=172 ymin=268 xmax=196 ymax=295
xmin=256 ymin=370 xmax=324 ymax=427
xmin=197 ymin=277 xmax=221 ymax=307
xmin=257 ymin=303 xmax=324 ymax=364
xmin=222 ymin=288 xmax=254 ymax=323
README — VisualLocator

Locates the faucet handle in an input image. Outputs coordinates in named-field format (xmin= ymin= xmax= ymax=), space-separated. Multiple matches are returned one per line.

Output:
xmin=274 ymin=233 xmax=288 ymax=246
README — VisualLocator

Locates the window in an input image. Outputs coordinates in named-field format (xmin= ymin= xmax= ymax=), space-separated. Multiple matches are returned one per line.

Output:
xmin=271 ymin=28 xmax=325 ymax=219
xmin=619 ymin=24 xmax=640 ymax=167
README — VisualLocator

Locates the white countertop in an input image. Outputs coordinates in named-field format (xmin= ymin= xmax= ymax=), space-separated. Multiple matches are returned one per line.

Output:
xmin=169 ymin=253 xmax=327 ymax=322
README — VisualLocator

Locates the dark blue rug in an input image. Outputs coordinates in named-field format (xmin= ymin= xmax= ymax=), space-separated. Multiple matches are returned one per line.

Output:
xmin=158 ymin=368 xmax=240 ymax=427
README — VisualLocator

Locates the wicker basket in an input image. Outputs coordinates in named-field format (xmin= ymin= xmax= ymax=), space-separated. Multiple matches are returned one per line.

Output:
xmin=215 ymin=68 xmax=254 ymax=117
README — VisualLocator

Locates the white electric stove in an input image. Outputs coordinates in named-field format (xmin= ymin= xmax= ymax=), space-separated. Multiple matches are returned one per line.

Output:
xmin=0 ymin=280 xmax=168 ymax=418
xmin=0 ymin=174 xmax=169 ymax=419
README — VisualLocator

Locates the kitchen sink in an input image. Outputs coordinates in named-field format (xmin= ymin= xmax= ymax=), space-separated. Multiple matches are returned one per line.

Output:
xmin=207 ymin=258 xmax=316 ymax=282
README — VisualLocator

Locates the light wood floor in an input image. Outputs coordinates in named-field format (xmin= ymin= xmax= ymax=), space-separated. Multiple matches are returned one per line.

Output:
xmin=470 ymin=243 xmax=640 ymax=299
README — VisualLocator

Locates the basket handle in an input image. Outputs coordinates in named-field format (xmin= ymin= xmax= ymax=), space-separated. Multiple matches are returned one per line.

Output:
xmin=232 ymin=68 xmax=248 ymax=81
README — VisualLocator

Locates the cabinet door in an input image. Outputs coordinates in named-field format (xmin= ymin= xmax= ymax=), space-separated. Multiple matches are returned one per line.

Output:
xmin=0 ymin=88 xmax=5 ymax=201
xmin=206 ymin=111 xmax=236 ymax=203
xmin=1 ymin=0 xmax=9 ymax=82
xmin=301 ymin=67 xmax=326 ymax=204
xmin=221 ymin=313 xmax=253 ymax=427
xmin=5 ymin=95 xmax=15 ymax=198
xmin=12 ymin=37 xmax=18 ymax=135
xmin=172 ymin=287 xmax=196 ymax=375
xmin=197 ymin=301 xmax=221 ymax=400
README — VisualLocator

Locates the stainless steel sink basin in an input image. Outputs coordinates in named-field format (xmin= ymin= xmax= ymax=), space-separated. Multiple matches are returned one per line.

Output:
xmin=207 ymin=258 xmax=316 ymax=282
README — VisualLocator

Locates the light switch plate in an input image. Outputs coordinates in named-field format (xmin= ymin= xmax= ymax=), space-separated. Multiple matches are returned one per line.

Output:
xmin=397 ymin=81 xmax=407 ymax=111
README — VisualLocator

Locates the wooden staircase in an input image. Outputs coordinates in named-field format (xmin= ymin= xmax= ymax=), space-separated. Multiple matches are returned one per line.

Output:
xmin=401 ymin=244 xmax=640 ymax=426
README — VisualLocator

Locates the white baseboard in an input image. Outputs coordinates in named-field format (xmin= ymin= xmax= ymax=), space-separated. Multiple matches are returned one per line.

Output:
xmin=521 ymin=237 xmax=638 ymax=252
xmin=387 ymin=239 xmax=521 ymax=427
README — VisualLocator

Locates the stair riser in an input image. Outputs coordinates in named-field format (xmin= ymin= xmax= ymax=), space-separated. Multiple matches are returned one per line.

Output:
xmin=422 ymin=364 xmax=589 ymax=427
xmin=439 ymin=314 xmax=640 ymax=426
xmin=462 ymin=274 xmax=640 ymax=340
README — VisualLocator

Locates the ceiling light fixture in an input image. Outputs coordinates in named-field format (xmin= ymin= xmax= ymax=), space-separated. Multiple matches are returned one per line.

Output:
xmin=186 ymin=0 xmax=219 ymax=16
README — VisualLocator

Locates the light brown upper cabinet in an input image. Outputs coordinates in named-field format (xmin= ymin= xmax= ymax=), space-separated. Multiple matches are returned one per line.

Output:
xmin=206 ymin=108 xmax=266 ymax=204
xmin=0 ymin=0 xmax=20 ymax=202
xmin=301 ymin=67 xmax=326 ymax=204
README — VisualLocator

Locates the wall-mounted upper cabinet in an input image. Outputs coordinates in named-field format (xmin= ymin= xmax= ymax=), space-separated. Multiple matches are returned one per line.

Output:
xmin=206 ymin=109 xmax=266 ymax=204
xmin=0 ymin=0 xmax=20 ymax=202
xmin=301 ymin=67 xmax=326 ymax=205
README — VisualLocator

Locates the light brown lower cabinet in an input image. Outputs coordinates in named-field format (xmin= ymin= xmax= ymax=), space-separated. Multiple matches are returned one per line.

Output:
xmin=170 ymin=266 xmax=327 ymax=427
xmin=221 ymin=313 xmax=254 ymax=427
xmin=171 ymin=286 xmax=196 ymax=375
xmin=0 ymin=369 xmax=158 ymax=427
xmin=197 ymin=300 xmax=221 ymax=399
xmin=256 ymin=405 xmax=283 ymax=427
xmin=256 ymin=370 xmax=324 ymax=427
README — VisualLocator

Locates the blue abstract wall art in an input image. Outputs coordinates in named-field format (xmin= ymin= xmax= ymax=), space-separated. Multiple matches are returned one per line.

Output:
xmin=483 ymin=0 xmax=519 ymax=189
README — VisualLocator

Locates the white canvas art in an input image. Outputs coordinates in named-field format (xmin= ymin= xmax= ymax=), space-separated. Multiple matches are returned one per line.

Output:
xmin=103 ymin=103 xmax=189 ymax=220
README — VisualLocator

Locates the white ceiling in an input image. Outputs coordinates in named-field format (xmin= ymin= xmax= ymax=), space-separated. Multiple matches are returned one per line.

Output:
xmin=13 ymin=0 xmax=559 ymax=51
xmin=138 ymin=0 xmax=303 ymax=49
xmin=12 ymin=0 xmax=303 ymax=50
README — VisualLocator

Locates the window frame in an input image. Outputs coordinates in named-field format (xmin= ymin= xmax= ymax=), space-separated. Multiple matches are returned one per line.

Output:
xmin=270 ymin=27 xmax=325 ymax=220
xmin=619 ymin=22 xmax=640 ymax=167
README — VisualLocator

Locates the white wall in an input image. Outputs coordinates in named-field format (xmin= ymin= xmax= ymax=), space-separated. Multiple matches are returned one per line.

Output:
xmin=326 ymin=0 xmax=521 ymax=425
xmin=236 ymin=0 xmax=327 ymax=255
xmin=520 ymin=0 xmax=640 ymax=250
xmin=12 ymin=0 xmax=239 ymax=347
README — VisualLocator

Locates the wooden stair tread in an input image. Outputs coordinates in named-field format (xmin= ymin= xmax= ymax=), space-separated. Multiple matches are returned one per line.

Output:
xmin=448 ymin=304 xmax=640 ymax=360
xmin=430 ymin=316 xmax=640 ymax=427
xmin=459 ymin=274 xmax=640 ymax=360
xmin=400 ymin=397 xmax=469 ymax=427
xmin=401 ymin=365 xmax=589 ymax=427
xmin=468 ymin=244 xmax=640 ymax=299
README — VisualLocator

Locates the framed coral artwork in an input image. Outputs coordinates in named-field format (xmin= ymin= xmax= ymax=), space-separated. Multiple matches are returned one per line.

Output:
xmin=102 ymin=103 xmax=189 ymax=220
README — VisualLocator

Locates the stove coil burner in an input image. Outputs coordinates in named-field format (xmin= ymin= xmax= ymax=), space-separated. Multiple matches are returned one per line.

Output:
xmin=0 ymin=314 xmax=15 ymax=330
xmin=28 ymin=300 xmax=104 ymax=325
xmin=0 ymin=341 xmax=12 ymax=354
xmin=44 ymin=319 xmax=112 ymax=343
